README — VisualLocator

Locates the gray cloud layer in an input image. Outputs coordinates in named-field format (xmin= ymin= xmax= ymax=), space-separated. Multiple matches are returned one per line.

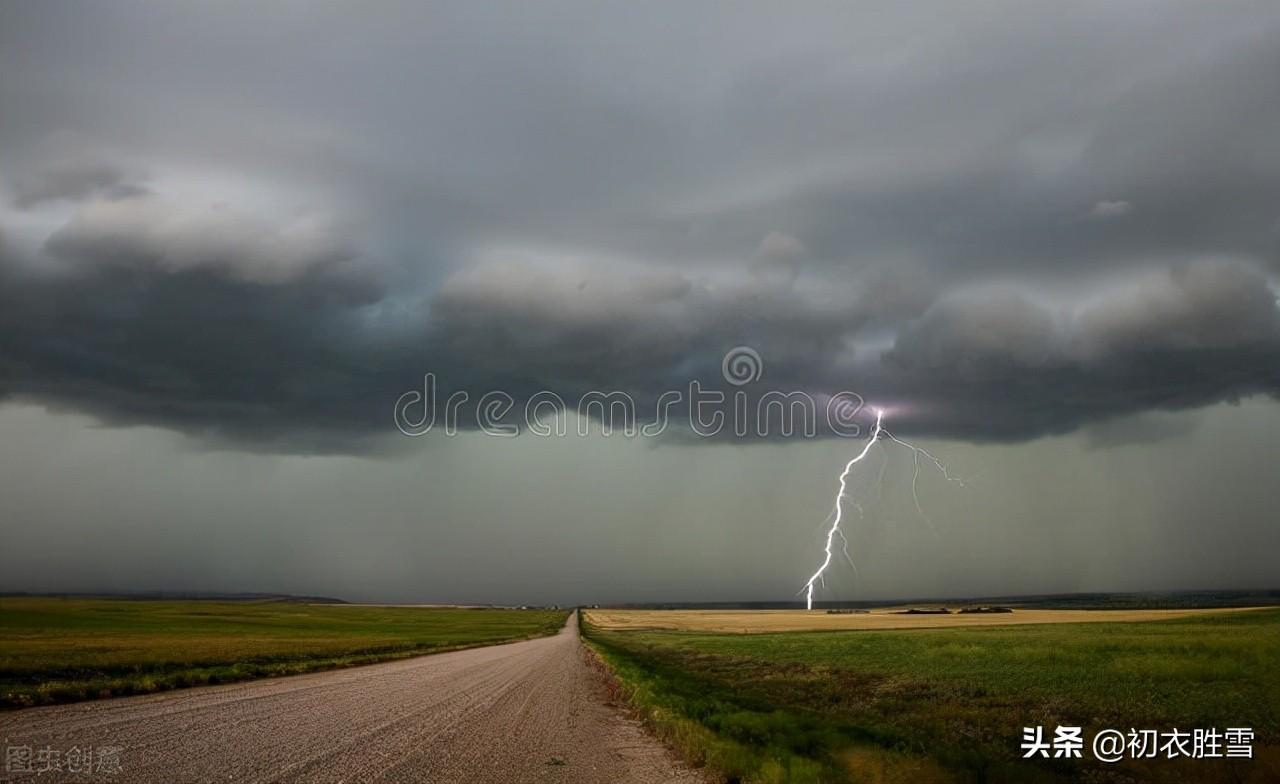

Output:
xmin=3 ymin=2 xmax=1280 ymax=450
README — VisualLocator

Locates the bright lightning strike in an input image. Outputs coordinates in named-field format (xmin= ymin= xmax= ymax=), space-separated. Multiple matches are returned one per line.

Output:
xmin=801 ymin=408 xmax=961 ymax=610
xmin=803 ymin=409 xmax=885 ymax=610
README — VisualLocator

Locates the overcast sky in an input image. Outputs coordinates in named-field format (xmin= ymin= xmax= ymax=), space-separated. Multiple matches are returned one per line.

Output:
xmin=1 ymin=2 xmax=1278 ymax=603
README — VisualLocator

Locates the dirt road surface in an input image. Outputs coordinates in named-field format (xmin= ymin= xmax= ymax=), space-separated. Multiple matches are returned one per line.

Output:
xmin=0 ymin=613 xmax=700 ymax=783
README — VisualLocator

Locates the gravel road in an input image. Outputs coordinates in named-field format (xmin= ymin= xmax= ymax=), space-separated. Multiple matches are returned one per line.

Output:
xmin=0 ymin=613 xmax=702 ymax=783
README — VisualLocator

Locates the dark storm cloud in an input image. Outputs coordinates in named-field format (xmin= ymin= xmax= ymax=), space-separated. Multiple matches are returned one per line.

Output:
xmin=881 ymin=260 xmax=1280 ymax=439
xmin=0 ymin=256 xmax=394 ymax=451
xmin=45 ymin=194 xmax=372 ymax=288
xmin=2 ymin=1 xmax=1280 ymax=450
xmin=428 ymin=255 xmax=867 ymax=395
xmin=0 ymin=179 xmax=396 ymax=450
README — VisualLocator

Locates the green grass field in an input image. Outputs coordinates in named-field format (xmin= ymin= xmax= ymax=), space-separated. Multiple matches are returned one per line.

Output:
xmin=0 ymin=598 xmax=568 ymax=708
xmin=583 ymin=609 xmax=1280 ymax=784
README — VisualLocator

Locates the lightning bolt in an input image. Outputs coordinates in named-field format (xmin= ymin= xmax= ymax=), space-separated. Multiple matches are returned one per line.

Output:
xmin=801 ymin=409 xmax=961 ymax=610
xmin=803 ymin=409 xmax=884 ymax=610
xmin=882 ymin=428 xmax=965 ymax=540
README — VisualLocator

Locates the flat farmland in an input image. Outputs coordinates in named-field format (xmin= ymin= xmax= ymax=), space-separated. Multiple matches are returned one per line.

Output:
xmin=0 ymin=598 xmax=568 ymax=707
xmin=586 ymin=606 xmax=1268 ymax=633
xmin=583 ymin=607 xmax=1280 ymax=783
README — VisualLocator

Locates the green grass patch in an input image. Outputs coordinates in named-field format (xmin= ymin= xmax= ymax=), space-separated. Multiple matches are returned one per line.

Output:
xmin=584 ymin=609 xmax=1280 ymax=783
xmin=1 ymin=598 xmax=568 ymax=708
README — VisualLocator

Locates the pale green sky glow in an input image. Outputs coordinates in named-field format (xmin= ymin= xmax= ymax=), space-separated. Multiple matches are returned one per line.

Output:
xmin=2 ymin=398 xmax=1276 ymax=604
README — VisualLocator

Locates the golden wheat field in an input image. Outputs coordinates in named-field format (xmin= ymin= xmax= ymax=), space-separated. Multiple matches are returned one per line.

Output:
xmin=584 ymin=606 xmax=1269 ymax=633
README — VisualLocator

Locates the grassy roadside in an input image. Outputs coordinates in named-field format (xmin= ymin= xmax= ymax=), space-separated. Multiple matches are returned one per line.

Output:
xmin=1 ymin=598 xmax=568 ymax=708
xmin=582 ymin=619 xmax=837 ymax=782
xmin=581 ymin=609 xmax=1280 ymax=784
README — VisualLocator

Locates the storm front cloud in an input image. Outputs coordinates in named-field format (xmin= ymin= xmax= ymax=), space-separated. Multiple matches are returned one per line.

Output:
xmin=3 ymin=2 xmax=1280 ymax=450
